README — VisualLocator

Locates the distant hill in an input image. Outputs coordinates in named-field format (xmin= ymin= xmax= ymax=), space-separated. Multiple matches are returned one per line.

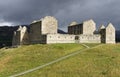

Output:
xmin=0 ymin=26 xmax=66 ymax=47
xmin=0 ymin=26 xmax=18 ymax=47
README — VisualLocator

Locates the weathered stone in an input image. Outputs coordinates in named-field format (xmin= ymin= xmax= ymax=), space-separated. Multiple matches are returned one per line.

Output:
xmin=83 ymin=19 xmax=96 ymax=35
xmin=105 ymin=23 xmax=115 ymax=43
xmin=100 ymin=23 xmax=116 ymax=44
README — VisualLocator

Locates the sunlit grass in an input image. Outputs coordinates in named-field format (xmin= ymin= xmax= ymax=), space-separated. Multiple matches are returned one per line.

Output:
xmin=0 ymin=44 xmax=85 ymax=77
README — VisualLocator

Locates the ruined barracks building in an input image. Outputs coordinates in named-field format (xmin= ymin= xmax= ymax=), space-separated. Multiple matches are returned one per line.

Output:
xmin=12 ymin=16 xmax=116 ymax=46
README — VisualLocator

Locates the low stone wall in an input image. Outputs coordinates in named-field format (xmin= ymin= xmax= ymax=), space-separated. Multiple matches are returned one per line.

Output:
xmin=45 ymin=34 xmax=101 ymax=44
xmin=79 ymin=34 xmax=101 ymax=43
xmin=46 ymin=34 xmax=76 ymax=44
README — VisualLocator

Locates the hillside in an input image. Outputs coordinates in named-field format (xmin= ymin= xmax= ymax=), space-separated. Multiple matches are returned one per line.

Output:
xmin=21 ymin=44 xmax=120 ymax=77
xmin=0 ymin=44 xmax=120 ymax=77
xmin=0 ymin=44 xmax=86 ymax=77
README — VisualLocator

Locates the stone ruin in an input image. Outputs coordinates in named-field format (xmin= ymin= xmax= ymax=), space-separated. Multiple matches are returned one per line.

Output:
xmin=12 ymin=16 xmax=116 ymax=46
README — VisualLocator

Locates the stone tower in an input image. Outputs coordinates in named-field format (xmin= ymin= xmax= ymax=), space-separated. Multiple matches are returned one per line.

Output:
xmin=105 ymin=23 xmax=116 ymax=43
xmin=12 ymin=26 xmax=29 ymax=46
xmin=30 ymin=16 xmax=58 ymax=43
xmin=99 ymin=25 xmax=106 ymax=43
xmin=100 ymin=23 xmax=116 ymax=43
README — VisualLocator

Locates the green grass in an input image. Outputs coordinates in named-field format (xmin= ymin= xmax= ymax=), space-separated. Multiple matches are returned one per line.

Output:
xmin=21 ymin=44 xmax=120 ymax=77
xmin=0 ymin=44 xmax=85 ymax=77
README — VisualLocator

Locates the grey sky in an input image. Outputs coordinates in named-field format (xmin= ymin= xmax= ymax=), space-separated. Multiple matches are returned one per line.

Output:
xmin=0 ymin=0 xmax=120 ymax=31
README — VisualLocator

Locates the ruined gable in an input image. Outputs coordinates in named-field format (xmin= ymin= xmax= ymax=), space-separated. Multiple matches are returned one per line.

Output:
xmin=106 ymin=23 xmax=115 ymax=31
xmin=105 ymin=23 xmax=115 ymax=43
xmin=83 ymin=19 xmax=96 ymax=35
xmin=42 ymin=16 xmax=58 ymax=34
xmin=12 ymin=26 xmax=29 ymax=46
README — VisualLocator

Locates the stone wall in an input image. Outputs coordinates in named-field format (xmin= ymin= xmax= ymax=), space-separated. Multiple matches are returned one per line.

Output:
xmin=46 ymin=34 xmax=76 ymax=44
xmin=30 ymin=21 xmax=41 ymax=43
xmin=45 ymin=34 xmax=101 ymax=44
xmin=12 ymin=31 xmax=21 ymax=45
xmin=30 ymin=35 xmax=47 ymax=44
xmin=78 ymin=34 xmax=101 ymax=43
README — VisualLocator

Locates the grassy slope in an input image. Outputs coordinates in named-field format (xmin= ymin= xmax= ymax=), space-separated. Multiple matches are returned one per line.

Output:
xmin=21 ymin=44 xmax=120 ymax=77
xmin=0 ymin=44 xmax=84 ymax=77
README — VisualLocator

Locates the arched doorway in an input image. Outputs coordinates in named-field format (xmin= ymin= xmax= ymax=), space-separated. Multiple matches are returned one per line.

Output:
xmin=75 ymin=36 xmax=79 ymax=43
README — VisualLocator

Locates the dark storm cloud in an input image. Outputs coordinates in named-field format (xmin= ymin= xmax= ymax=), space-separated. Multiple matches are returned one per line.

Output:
xmin=0 ymin=0 xmax=120 ymax=31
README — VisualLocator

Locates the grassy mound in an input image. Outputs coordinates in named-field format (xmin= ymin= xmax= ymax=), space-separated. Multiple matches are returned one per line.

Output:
xmin=0 ymin=44 xmax=85 ymax=77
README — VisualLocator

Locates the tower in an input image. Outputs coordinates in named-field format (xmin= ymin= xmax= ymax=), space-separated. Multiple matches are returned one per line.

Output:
xmin=105 ymin=23 xmax=116 ymax=43
xmin=100 ymin=23 xmax=116 ymax=43
xmin=29 ymin=16 xmax=58 ymax=43
xmin=99 ymin=25 xmax=106 ymax=43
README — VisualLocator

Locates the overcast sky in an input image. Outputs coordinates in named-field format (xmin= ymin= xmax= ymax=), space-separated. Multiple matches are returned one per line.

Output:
xmin=0 ymin=0 xmax=120 ymax=31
